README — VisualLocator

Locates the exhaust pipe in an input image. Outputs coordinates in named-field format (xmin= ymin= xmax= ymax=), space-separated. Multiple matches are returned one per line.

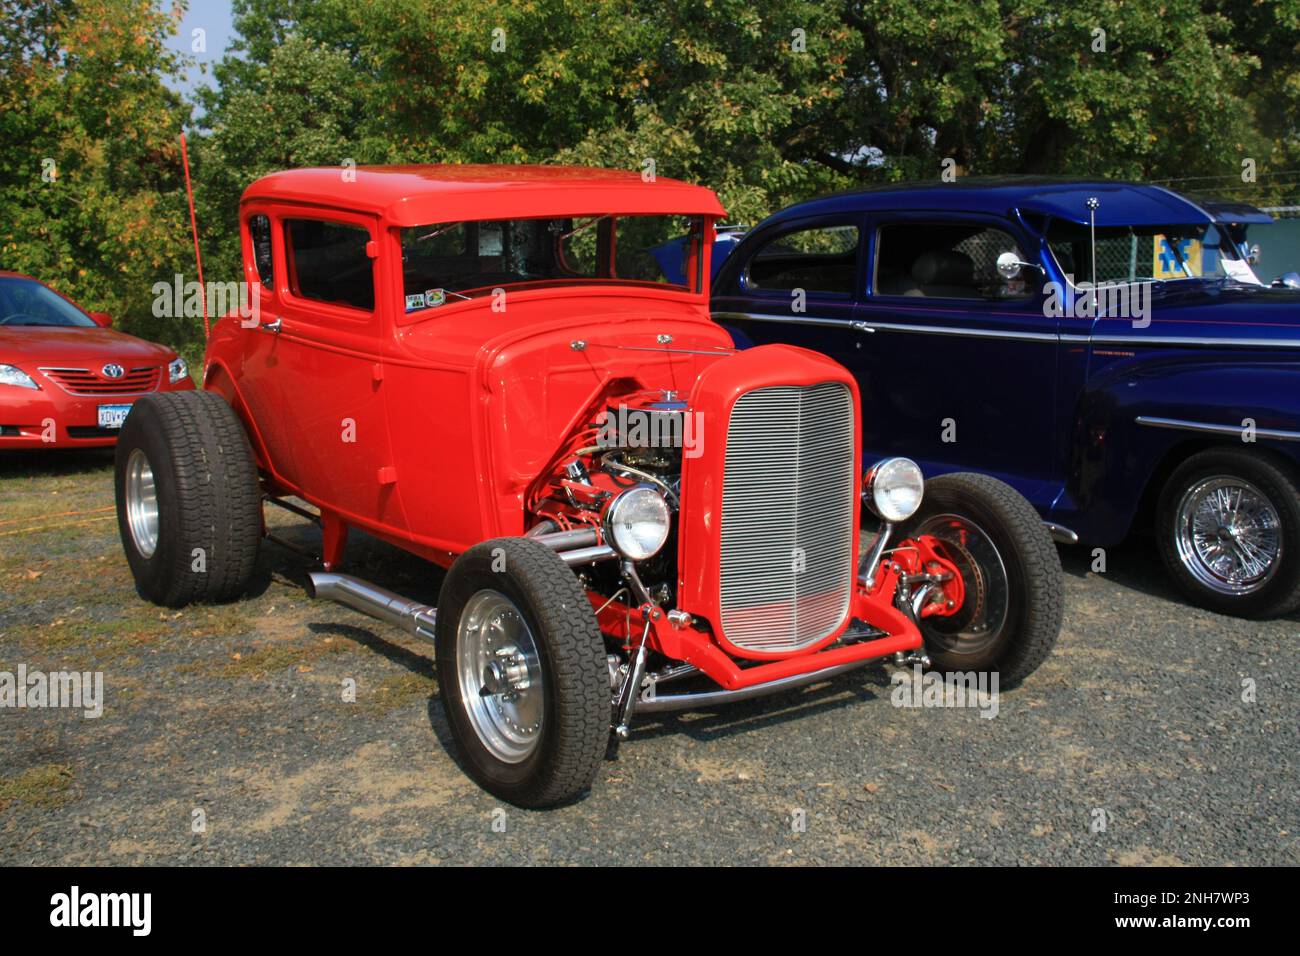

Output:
xmin=306 ymin=572 xmax=437 ymax=641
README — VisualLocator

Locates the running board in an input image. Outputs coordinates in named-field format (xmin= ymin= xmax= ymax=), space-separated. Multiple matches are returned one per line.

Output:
xmin=306 ymin=572 xmax=437 ymax=641
xmin=634 ymin=656 xmax=878 ymax=714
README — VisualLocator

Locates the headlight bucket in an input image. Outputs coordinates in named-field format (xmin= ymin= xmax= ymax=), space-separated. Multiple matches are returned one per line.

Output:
xmin=0 ymin=364 xmax=39 ymax=390
xmin=167 ymin=357 xmax=189 ymax=384
xmin=863 ymin=457 xmax=925 ymax=523
xmin=603 ymin=485 xmax=671 ymax=561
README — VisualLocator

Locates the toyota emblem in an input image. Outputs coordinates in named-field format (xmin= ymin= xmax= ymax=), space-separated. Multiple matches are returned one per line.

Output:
xmin=101 ymin=364 xmax=125 ymax=379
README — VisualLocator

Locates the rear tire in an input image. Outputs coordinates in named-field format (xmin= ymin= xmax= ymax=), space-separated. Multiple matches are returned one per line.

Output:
xmin=436 ymin=538 xmax=609 ymax=808
xmin=114 ymin=391 xmax=262 ymax=607
xmin=895 ymin=473 xmax=1062 ymax=687
xmin=1155 ymin=448 xmax=1300 ymax=618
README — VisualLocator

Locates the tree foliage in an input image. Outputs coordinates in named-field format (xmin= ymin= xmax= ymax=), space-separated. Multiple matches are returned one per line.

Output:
xmin=1 ymin=0 xmax=1296 ymax=349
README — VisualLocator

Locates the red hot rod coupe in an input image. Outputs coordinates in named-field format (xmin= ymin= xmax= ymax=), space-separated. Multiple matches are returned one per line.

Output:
xmin=114 ymin=166 xmax=1062 ymax=806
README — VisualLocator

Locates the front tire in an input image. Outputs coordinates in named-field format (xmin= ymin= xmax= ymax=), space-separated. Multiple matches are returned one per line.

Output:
xmin=1156 ymin=448 xmax=1300 ymax=618
xmin=894 ymin=473 xmax=1063 ymax=687
xmin=114 ymin=391 xmax=262 ymax=607
xmin=436 ymin=538 xmax=609 ymax=808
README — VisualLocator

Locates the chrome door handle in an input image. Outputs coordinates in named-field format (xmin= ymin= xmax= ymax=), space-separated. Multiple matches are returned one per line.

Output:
xmin=850 ymin=320 xmax=875 ymax=334
xmin=260 ymin=317 xmax=282 ymax=334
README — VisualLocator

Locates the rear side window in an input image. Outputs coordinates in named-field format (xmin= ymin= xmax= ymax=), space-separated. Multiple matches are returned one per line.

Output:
xmin=875 ymin=223 xmax=1033 ymax=300
xmin=247 ymin=214 xmax=274 ymax=287
xmin=743 ymin=224 xmax=859 ymax=295
xmin=283 ymin=219 xmax=374 ymax=311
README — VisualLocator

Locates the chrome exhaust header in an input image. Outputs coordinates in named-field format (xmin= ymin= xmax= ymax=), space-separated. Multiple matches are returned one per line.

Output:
xmin=306 ymin=572 xmax=437 ymax=641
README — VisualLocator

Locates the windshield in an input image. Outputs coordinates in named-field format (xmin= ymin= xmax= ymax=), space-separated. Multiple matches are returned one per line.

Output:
xmin=1045 ymin=221 xmax=1257 ymax=285
xmin=399 ymin=215 xmax=704 ymax=311
xmin=0 ymin=277 xmax=96 ymax=327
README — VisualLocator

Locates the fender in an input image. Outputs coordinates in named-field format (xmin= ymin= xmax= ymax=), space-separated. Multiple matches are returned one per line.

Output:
xmin=1062 ymin=350 xmax=1300 ymax=545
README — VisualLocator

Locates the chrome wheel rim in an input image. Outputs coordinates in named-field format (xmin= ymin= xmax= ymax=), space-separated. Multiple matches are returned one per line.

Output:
xmin=913 ymin=514 xmax=1009 ymax=653
xmin=124 ymin=448 xmax=160 ymax=559
xmin=1175 ymin=476 xmax=1281 ymax=596
xmin=456 ymin=590 xmax=544 ymax=764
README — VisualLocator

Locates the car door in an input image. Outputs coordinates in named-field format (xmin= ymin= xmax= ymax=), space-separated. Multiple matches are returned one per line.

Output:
xmin=237 ymin=204 xmax=400 ymax=527
xmin=711 ymin=214 xmax=870 ymax=371
xmin=852 ymin=214 xmax=1061 ymax=508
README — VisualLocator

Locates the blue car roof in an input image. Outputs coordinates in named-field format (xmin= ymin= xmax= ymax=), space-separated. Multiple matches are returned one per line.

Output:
xmin=771 ymin=176 xmax=1216 ymax=229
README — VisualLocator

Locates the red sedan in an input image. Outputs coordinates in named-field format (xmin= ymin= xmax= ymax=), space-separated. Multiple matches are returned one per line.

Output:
xmin=0 ymin=272 xmax=195 ymax=449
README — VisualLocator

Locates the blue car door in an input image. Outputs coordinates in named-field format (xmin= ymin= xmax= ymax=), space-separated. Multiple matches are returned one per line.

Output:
xmin=711 ymin=214 xmax=871 ymax=373
xmin=850 ymin=213 xmax=1062 ymax=510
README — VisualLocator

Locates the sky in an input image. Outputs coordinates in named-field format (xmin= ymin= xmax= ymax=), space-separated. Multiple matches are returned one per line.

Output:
xmin=162 ymin=0 xmax=237 ymax=96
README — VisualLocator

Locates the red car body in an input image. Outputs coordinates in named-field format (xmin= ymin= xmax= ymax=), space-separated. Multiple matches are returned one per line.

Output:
xmin=114 ymin=165 xmax=1058 ymax=805
xmin=201 ymin=166 xmax=931 ymax=686
xmin=0 ymin=272 xmax=194 ymax=449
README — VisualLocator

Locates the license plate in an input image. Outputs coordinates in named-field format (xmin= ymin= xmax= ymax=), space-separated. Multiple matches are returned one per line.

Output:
xmin=97 ymin=404 xmax=133 ymax=429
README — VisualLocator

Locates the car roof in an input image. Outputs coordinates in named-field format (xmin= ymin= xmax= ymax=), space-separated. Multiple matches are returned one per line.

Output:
xmin=766 ymin=175 xmax=1216 ymax=229
xmin=242 ymin=164 xmax=727 ymax=225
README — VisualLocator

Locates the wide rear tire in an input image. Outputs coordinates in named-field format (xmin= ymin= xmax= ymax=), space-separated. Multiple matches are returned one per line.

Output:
xmin=114 ymin=391 xmax=262 ymax=607
xmin=895 ymin=473 xmax=1062 ymax=687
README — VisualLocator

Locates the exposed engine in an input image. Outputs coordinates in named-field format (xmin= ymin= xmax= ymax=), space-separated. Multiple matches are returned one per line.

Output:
xmin=527 ymin=387 xmax=694 ymax=612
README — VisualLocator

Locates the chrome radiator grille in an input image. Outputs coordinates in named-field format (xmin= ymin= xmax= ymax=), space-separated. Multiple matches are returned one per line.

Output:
xmin=718 ymin=382 xmax=856 ymax=653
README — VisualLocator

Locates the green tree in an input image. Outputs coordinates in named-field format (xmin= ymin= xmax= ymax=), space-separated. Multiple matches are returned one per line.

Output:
xmin=0 ymin=0 xmax=193 ymax=344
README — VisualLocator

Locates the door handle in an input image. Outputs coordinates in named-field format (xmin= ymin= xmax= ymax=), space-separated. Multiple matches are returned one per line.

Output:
xmin=850 ymin=320 xmax=875 ymax=334
xmin=260 ymin=317 xmax=282 ymax=334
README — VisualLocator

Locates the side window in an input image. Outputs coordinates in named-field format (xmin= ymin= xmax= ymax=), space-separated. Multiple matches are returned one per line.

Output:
xmin=283 ymin=219 xmax=374 ymax=312
xmin=744 ymin=224 xmax=859 ymax=295
xmin=875 ymin=223 xmax=1033 ymax=300
xmin=247 ymin=214 xmax=274 ymax=287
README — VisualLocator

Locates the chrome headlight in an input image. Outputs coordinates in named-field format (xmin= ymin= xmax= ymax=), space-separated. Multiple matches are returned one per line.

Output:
xmin=864 ymin=457 xmax=924 ymax=523
xmin=0 ymin=364 xmax=38 ymax=390
xmin=604 ymin=486 xmax=671 ymax=560
xmin=167 ymin=356 xmax=189 ymax=384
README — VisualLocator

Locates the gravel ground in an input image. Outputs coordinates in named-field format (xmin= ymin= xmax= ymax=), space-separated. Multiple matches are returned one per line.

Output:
xmin=1 ymin=450 xmax=1295 ymax=865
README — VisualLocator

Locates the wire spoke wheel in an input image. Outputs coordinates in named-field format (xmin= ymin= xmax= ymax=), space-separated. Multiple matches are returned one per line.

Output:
xmin=1175 ymin=476 xmax=1281 ymax=596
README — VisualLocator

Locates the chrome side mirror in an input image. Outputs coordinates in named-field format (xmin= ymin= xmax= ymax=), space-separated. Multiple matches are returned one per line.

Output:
xmin=996 ymin=251 xmax=1042 ymax=279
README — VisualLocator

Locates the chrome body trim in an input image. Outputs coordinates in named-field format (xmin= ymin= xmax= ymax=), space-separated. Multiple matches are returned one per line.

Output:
xmin=1044 ymin=522 xmax=1079 ymax=545
xmin=1135 ymin=416 xmax=1300 ymax=442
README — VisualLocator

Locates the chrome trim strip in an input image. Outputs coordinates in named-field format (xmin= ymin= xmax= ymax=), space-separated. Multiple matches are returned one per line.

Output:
xmin=1044 ymin=522 xmax=1079 ymax=545
xmin=717 ymin=313 xmax=1300 ymax=350
xmin=711 ymin=310 xmax=865 ymax=331
xmin=1135 ymin=415 xmax=1300 ymax=442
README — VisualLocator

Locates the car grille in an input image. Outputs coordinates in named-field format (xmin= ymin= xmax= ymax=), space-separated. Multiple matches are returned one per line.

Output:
xmin=39 ymin=366 xmax=159 ymax=395
xmin=718 ymin=382 xmax=856 ymax=653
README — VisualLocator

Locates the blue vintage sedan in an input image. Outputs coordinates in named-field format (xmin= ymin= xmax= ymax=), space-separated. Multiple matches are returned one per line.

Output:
xmin=712 ymin=177 xmax=1300 ymax=618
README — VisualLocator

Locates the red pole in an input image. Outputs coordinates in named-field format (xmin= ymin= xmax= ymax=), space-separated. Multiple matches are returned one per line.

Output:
xmin=179 ymin=131 xmax=209 ymax=340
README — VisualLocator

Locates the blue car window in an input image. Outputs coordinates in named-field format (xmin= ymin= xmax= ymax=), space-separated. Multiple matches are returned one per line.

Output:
xmin=875 ymin=223 xmax=1033 ymax=300
xmin=743 ymin=224 xmax=859 ymax=295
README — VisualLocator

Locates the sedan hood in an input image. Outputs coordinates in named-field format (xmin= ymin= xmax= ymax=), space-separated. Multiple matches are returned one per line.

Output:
xmin=0 ymin=326 xmax=176 ymax=367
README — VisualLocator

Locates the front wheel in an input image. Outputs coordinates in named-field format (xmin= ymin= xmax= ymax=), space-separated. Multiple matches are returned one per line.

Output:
xmin=436 ymin=538 xmax=609 ymax=808
xmin=1155 ymin=448 xmax=1300 ymax=618
xmin=894 ymin=473 xmax=1063 ymax=687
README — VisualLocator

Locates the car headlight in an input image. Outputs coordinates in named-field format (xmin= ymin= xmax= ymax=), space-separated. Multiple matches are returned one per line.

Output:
xmin=604 ymin=486 xmax=671 ymax=560
xmin=0 ymin=364 xmax=38 ymax=390
xmin=863 ymin=457 xmax=924 ymax=523
xmin=167 ymin=357 xmax=189 ymax=384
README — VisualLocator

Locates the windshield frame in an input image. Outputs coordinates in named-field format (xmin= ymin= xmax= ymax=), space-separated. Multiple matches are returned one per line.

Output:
xmin=395 ymin=213 xmax=708 ymax=317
